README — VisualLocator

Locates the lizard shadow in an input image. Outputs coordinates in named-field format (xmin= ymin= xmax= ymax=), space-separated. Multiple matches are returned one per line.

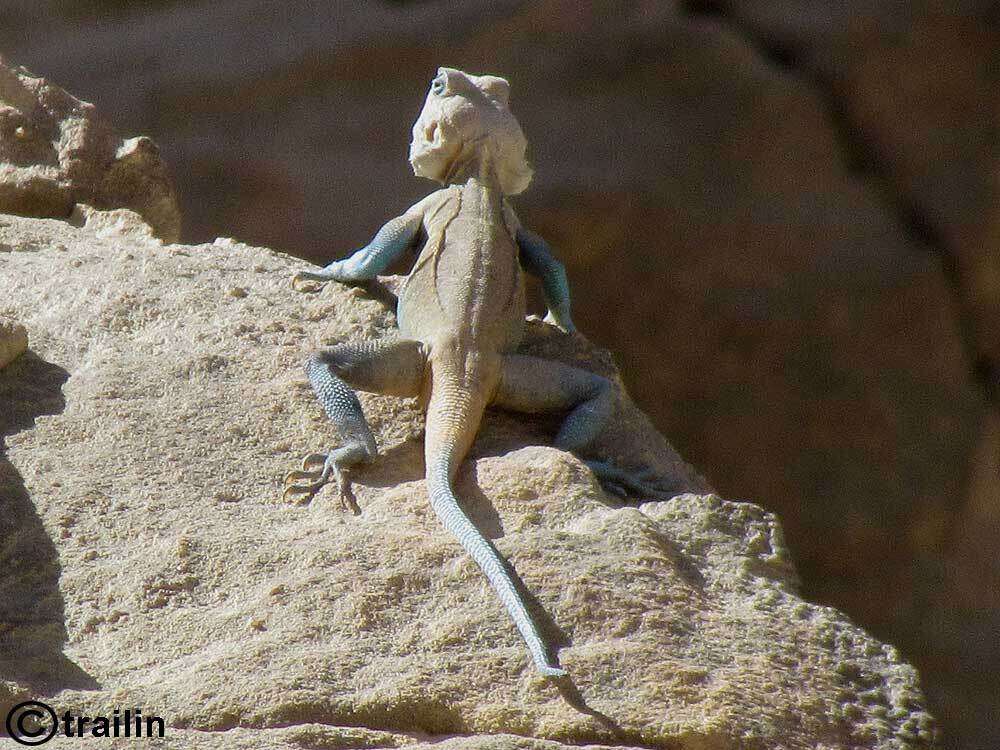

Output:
xmin=462 ymin=458 xmax=630 ymax=731
xmin=458 ymin=462 xmax=581 ymax=680
xmin=357 ymin=439 xmax=508 ymax=540
xmin=356 ymin=439 xmax=424 ymax=489
xmin=300 ymin=276 xmax=400 ymax=312
xmin=476 ymin=410 xmax=705 ymax=583
xmin=550 ymin=677 xmax=632 ymax=740
xmin=0 ymin=351 xmax=99 ymax=702
xmin=361 ymin=413 xmax=706 ymax=590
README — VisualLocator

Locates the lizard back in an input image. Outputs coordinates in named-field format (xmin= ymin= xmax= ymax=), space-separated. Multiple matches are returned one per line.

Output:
xmin=397 ymin=179 xmax=526 ymax=355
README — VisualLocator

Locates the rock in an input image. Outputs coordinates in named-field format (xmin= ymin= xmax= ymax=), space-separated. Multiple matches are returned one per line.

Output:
xmin=0 ymin=57 xmax=180 ymax=241
xmin=68 ymin=203 xmax=159 ymax=242
xmin=654 ymin=7 xmax=1000 ymax=745
xmin=1 ymin=212 xmax=936 ymax=748
xmin=0 ymin=318 xmax=27 ymax=369
xmin=714 ymin=2 xmax=1000 ymax=372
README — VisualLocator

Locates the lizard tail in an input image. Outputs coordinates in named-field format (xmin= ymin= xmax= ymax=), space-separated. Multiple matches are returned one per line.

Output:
xmin=423 ymin=359 xmax=566 ymax=677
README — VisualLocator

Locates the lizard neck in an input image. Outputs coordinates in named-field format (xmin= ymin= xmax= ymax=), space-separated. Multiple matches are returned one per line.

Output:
xmin=441 ymin=140 xmax=503 ymax=194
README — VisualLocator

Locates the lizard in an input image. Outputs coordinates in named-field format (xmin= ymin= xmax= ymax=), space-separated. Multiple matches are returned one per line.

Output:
xmin=283 ymin=67 xmax=672 ymax=676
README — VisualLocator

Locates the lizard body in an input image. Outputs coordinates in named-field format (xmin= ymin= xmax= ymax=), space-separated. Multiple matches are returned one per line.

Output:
xmin=285 ymin=68 xmax=669 ymax=676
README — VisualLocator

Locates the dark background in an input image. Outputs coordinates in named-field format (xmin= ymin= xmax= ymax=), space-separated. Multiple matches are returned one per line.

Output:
xmin=2 ymin=1 xmax=997 ymax=747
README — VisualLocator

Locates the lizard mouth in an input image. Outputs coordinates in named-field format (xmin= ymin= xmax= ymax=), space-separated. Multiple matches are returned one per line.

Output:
xmin=423 ymin=121 xmax=438 ymax=144
xmin=409 ymin=116 xmax=458 ymax=182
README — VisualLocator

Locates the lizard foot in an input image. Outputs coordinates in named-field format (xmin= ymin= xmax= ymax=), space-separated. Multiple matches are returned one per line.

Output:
xmin=585 ymin=460 xmax=678 ymax=502
xmin=283 ymin=452 xmax=361 ymax=513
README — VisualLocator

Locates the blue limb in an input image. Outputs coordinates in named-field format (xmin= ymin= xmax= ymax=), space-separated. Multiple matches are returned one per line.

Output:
xmin=494 ymin=355 xmax=677 ymax=500
xmin=516 ymin=228 xmax=575 ymax=333
xmin=294 ymin=212 xmax=423 ymax=285
xmin=283 ymin=338 xmax=426 ymax=508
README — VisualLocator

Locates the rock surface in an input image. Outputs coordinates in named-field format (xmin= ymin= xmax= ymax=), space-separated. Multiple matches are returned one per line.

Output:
xmin=717 ymin=0 xmax=1000 ymax=374
xmin=0 ymin=211 xmax=935 ymax=748
xmin=0 ymin=57 xmax=180 ymax=241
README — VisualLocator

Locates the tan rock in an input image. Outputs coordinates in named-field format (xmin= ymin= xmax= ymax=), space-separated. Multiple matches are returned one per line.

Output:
xmin=0 ymin=58 xmax=180 ymax=241
xmin=1 ymin=213 xmax=935 ymax=748
xmin=68 ymin=204 xmax=159 ymax=242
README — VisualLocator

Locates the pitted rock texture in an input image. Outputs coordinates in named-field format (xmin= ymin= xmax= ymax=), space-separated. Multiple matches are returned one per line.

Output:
xmin=0 ymin=58 xmax=180 ymax=241
xmin=1 ymin=213 xmax=935 ymax=748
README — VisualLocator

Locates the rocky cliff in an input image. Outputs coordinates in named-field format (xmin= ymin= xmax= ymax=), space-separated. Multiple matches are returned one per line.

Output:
xmin=1 ymin=208 xmax=935 ymax=748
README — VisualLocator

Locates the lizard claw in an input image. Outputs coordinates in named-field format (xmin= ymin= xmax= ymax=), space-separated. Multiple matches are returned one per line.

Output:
xmin=282 ymin=452 xmax=332 ymax=504
xmin=282 ymin=452 xmax=362 ymax=513
xmin=585 ymin=460 xmax=678 ymax=501
xmin=282 ymin=482 xmax=321 ymax=505
xmin=291 ymin=272 xmax=331 ymax=292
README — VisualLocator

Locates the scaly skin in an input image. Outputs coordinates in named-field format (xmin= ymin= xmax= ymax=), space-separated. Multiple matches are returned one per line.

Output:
xmin=285 ymin=68 xmax=674 ymax=677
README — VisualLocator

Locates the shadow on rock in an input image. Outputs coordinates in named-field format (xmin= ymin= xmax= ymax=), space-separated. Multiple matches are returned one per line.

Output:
xmin=0 ymin=351 xmax=97 ymax=715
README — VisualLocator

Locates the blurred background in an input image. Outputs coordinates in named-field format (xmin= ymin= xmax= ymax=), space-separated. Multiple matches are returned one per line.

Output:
xmin=1 ymin=1 xmax=997 ymax=747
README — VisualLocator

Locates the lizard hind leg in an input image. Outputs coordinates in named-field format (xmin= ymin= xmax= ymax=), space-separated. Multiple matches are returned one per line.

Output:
xmin=284 ymin=337 xmax=426 ymax=508
xmin=494 ymin=354 xmax=678 ymax=501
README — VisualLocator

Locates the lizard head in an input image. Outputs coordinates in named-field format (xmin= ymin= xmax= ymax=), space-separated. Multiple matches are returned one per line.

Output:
xmin=409 ymin=67 xmax=533 ymax=195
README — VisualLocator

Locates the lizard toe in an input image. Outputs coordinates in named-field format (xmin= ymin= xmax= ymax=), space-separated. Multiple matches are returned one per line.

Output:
xmin=284 ymin=468 xmax=321 ymax=486
xmin=291 ymin=272 xmax=331 ymax=291
xmin=301 ymin=453 xmax=328 ymax=470
xmin=283 ymin=452 xmax=337 ymax=504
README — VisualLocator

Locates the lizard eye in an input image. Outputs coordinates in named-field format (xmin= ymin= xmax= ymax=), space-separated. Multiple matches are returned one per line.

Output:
xmin=430 ymin=76 xmax=446 ymax=95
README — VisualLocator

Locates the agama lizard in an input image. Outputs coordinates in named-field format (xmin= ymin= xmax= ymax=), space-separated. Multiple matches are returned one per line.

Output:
xmin=284 ymin=68 xmax=670 ymax=676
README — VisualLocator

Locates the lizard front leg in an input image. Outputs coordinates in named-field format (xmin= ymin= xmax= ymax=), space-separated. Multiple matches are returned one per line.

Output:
xmin=284 ymin=337 xmax=426 ymax=508
xmin=504 ymin=201 xmax=574 ymax=333
xmin=292 ymin=211 xmax=423 ymax=288
xmin=516 ymin=227 xmax=575 ymax=334
xmin=493 ymin=354 xmax=678 ymax=500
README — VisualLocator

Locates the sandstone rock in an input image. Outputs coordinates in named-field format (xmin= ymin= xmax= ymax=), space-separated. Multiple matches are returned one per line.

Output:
xmin=661 ymin=7 xmax=1000 ymax=745
xmin=0 ymin=58 xmax=180 ymax=241
xmin=68 ymin=203 xmax=159 ymax=242
xmin=1 ymin=212 xmax=935 ymax=748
